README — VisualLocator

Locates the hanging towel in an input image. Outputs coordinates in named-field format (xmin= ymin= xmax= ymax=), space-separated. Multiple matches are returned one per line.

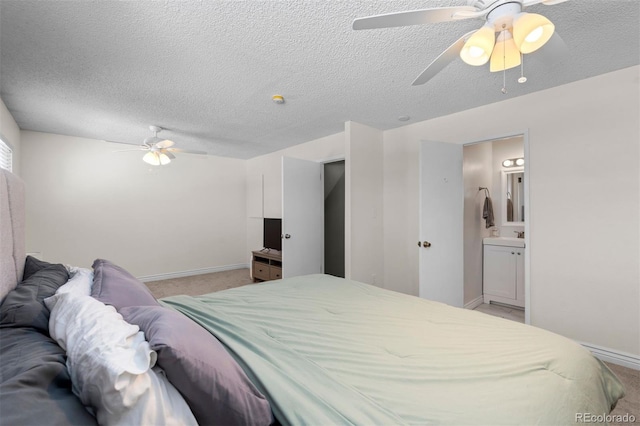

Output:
xmin=483 ymin=196 xmax=495 ymax=228
xmin=506 ymin=198 xmax=514 ymax=222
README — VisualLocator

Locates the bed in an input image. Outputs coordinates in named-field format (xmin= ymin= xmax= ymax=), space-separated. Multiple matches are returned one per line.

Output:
xmin=0 ymin=168 xmax=625 ymax=425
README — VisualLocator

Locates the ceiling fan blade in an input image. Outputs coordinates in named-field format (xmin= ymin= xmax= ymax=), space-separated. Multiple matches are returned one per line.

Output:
xmin=412 ymin=30 xmax=475 ymax=86
xmin=161 ymin=150 xmax=176 ymax=159
xmin=166 ymin=148 xmax=208 ymax=155
xmin=112 ymin=148 xmax=144 ymax=153
xmin=352 ymin=6 xmax=477 ymax=30
xmin=154 ymin=139 xmax=175 ymax=149
xmin=105 ymin=140 xmax=141 ymax=146
xmin=523 ymin=0 xmax=569 ymax=6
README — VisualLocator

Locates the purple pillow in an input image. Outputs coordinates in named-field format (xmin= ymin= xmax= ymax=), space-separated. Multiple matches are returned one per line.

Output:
xmin=119 ymin=305 xmax=272 ymax=426
xmin=90 ymin=259 xmax=159 ymax=309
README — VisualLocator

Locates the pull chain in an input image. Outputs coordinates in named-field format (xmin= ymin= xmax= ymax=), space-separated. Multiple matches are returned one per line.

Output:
xmin=501 ymin=31 xmax=507 ymax=94
xmin=518 ymin=52 xmax=527 ymax=83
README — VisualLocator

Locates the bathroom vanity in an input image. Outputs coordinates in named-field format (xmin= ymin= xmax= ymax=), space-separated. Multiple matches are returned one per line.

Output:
xmin=483 ymin=237 xmax=525 ymax=308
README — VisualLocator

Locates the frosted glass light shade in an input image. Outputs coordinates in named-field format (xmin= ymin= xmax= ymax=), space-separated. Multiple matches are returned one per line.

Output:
xmin=143 ymin=151 xmax=171 ymax=166
xmin=460 ymin=25 xmax=496 ymax=66
xmin=502 ymin=157 xmax=524 ymax=168
xmin=158 ymin=153 xmax=171 ymax=165
xmin=143 ymin=151 xmax=160 ymax=165
xmin=490 ymin=31 xmax=521 ymax=72
xmin=512 ymin=12 xmax=555 ymax=54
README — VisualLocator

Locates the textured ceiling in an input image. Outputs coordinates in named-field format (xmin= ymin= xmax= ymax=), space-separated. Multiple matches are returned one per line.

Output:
xmin=0 ymin=0 xmax=638 ymax=159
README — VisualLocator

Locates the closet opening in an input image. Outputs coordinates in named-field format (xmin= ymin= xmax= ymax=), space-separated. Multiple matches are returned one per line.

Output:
xmin=324 ymin=160 xmax=345 ymax=278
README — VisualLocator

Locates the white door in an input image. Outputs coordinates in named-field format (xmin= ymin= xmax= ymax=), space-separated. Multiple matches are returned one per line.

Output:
xmin=419 ymin=141 xmax=464 ymax=307
xmin=282 ymin=157 xmax=324 ymax=278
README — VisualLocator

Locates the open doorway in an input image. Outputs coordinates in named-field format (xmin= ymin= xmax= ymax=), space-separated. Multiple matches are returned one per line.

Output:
xmin=281 ymin=157 xmax=345 ymax=279
xmin=463 ymin=134 xmax=528 ymax=323
xmin=324 ymin=160 xmax=345 ymax=278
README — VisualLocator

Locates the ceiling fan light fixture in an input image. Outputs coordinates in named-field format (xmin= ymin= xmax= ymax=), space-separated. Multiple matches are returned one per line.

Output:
xmin=490 ymin=31 xmax=521 ymax=72
xmin=460 ymin=25 xmax=495 ymax=66
xmin=512 ymin=12 xmax=555 ymax=54
xmin=143 ymin=151 xmax=160 ymax=166
xmin=143 ymin=151 xmax=171 ymax=166
xmin=158 ymin=152 xmax=171 ymax=165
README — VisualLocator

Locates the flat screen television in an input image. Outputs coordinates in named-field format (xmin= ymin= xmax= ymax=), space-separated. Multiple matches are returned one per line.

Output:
xmin=263 ymin=218 xmax=282 ymax=251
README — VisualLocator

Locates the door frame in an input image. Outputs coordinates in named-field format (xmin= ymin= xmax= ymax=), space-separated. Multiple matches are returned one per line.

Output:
xmin=462 ymin=130 xmax=531 ymax=324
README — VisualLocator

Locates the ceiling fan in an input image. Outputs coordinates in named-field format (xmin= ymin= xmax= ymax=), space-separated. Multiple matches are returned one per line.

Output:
xmin=353 ymin=0 xmax=569 ymax=89
xmin=113 ymin=125 xmax=207 ymax=166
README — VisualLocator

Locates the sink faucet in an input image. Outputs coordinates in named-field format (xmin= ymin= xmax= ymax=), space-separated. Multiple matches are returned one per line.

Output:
xmin=514 ymin=231 xmax=525 ymax=239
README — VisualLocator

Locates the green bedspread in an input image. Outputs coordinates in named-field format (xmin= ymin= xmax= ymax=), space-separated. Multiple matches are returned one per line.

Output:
xmin=162 ymin=274 xmax=624 ymax=425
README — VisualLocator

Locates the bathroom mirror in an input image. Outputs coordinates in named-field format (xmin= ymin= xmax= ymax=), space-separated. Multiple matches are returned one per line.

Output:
xmin=502 ymin=168 xmax=524 ymax=225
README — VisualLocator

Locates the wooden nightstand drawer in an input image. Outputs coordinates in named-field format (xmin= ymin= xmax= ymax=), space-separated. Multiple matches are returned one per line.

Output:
xmin=270 ymin=267 xmax=282 ymax=280
xmin=252 ymin=261 xmax=270 ymax=281
xmin=251 ymin=249 xmax=282 ymax=282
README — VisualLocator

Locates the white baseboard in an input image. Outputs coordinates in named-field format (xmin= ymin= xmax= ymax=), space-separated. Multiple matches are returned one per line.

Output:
xmin=580 ymin=342 xmax=640 ymax=370
xmin=464 ymin=295 xmax=484 ymax=310
xmin=137 ymin=263 xmax=249 ymax=283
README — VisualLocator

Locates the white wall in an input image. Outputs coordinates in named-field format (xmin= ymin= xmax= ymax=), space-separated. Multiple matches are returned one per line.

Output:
xmin=20 ymin=131 xmax=247 ymax=278
xmin=462 ymin=142 xmax=492 ymax=305
xmin=383 ymin=66 xmax=639 ymax=357
xmin=345 ymin=121 xmax=384 ymax=286
xmin=382 ymin=126 xmax=420 ymax=296
xmin=0 ymin=98 xmax=21 ymax=176
xmin=244 ymin=132 xmax=345 ymax=253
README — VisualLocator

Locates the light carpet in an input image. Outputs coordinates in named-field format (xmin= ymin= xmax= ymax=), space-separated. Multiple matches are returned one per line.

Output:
xmin=145 ymin=268 xmax=254 ymax=299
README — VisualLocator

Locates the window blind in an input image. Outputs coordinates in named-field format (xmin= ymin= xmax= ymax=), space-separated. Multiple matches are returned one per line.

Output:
xmin=0 ymin=139 xmax=12 ymax=172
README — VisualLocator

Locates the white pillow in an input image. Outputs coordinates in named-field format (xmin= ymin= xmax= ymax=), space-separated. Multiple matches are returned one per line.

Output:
xmin=56 ymin=267 xmax=94 ymax=297
xmin=46 ymin=293 xmax=196 ymax=426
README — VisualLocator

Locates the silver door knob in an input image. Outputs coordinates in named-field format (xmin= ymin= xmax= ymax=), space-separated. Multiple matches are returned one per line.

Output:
xmin=284 ymin=234 xmax=291 ymax=239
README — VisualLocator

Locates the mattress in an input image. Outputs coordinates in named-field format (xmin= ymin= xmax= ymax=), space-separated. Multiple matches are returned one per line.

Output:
xmin=163 ymin=274 xmax=624 ymax=425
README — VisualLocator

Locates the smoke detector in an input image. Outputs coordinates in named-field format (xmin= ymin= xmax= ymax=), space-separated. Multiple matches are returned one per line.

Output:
xmin=272 ymin=95 xmax=285 ymax=104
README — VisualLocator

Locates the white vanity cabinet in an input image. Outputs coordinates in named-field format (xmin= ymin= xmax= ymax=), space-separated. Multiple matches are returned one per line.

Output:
xmin=483 ymin=238 xmax=525 ymax=308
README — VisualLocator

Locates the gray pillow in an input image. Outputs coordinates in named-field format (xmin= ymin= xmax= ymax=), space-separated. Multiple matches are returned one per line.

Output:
xmin=0 ymin=327 xmax=98 ymax=425
xmin=91 ymin=259 xmax=159 ymax=309
xmin=22 ymin=255 xmax=54 ymax=280
xmin=119 ymin=305 xmax=272 ymax=426
xmin=0 ymin=261 xmax=69 ymax=332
